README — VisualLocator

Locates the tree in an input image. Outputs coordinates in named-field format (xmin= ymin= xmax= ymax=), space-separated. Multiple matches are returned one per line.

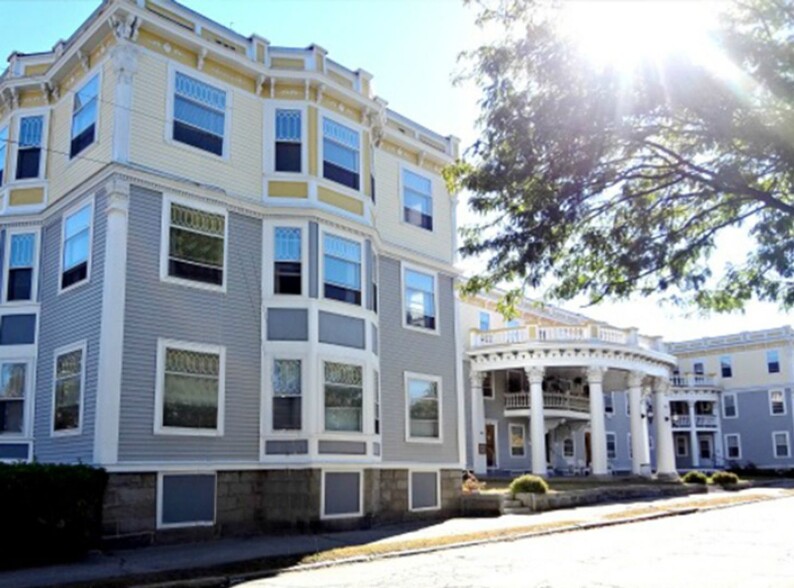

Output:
xmin=451 ymin=0 xmax=794 ymax=312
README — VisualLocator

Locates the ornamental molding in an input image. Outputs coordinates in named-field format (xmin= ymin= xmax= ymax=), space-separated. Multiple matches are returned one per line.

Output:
xmin=525 ymin=366 xmax=545 ymax=384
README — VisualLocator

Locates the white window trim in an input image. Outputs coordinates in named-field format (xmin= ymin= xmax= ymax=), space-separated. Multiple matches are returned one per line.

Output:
xmin=58 ymin=196 xmax=95 ymax=295
xmin=698 ymin=435 xmax=713 ymax=460
xmin=156 ymin=471 xmax=217 ymax=530
xmin=509 ymin=423 xmax=526 ymax=457
xmin=772 ymin=430 xmax=791 ymax=458
xmin=159 ymin=193 xmax=229 ymax=293
xmin=10 ymin=108 xmax=50 ymax=183
xmin=319 ymin=227 xmax=365 ymax=308
xmin=767 ymin=349 xmax=781 ymax=374
xmin=321 ymin=468 xmax=364 ymax=520
xmin=400 ymin=262 xmax=440 ymax=336
xmin=266 ymin=353 xmax=306 ymax=435
xmin=154 ymin=338 xmax=226 ymax=437
xmin=264 ymin=100 xmax=309 ymax=177
xmin=604 ymin=392 xmax=614 ymax=416
xmin=725 ymin=433 xmax=742 ymax=460
xmin=606 ymin=432 xmax=617 ymax=459
xmin=50 ymin=340 xmax=87 ymax=437
xmin=479 ymin=311 xmax=490 ymax=332
xmin=2 ymin=227 xmax=40 ymax=304
xmin=563 ymin=436 xmax=575 ymax=459
xmin=318 ymin=110 xmax=364 ymax=197
xmin=68 ymin=70 xmax=103 ymax=162
xmin=399 ymin=162 xmax=435 ymax=233
xmin=0 ymin=122 xmax=8 ymax=188
xmin=165 ymin=63 xmax=233 ymax=160
xmin=482 ymin=372 xmax=494 ymax=400
xmin=264 ymin=221 xmax=308 ymax=298
xmin=408 ymin=469 xmax=441 ymax=512
xmin=719 ymin=355 xmax=733 ymax=378
xmin=769 ymin=388 xmax=787 ymax=416
xmin=675 ymin=434 xmax=688 ymax=457
xmin=322 ymin=358 xmax=367 ymax=435
xmin=722 ymin=392 xmax=738 ymax=419
xmin=0 ymin=357 xmax=35 ymax=440
xmin=405 ymin=371 xmax=443 ymax=444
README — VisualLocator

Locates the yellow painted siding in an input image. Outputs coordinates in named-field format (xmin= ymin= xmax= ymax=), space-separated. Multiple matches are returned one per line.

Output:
xmin=19 ymin=91 xmax=48 ymax=109
xmin=361 ymin=77 xmax=370 ymax=98
xmin=319 ymin=95 xmax=361 ymax=124
xmin=256 ymin=44 xmax=265 ymax=63
xmin=373 ymin=149 xmax=453 ymax=264
xmin=137 ymin=29 xmax=196 ymax=68
xmin=271 ymin=57 xmax=305 ymax=70
xmin=328 ymin=70 xmax=354 ymax=90
xmin=318 ymin=186 xmax=363 ymax=215
xmin=274 ymin=83 xmax=306 ymax=100
xmin=47 ymin=60 xmax=114 ymax=204
xmin=308 ymin=106 xmax=318 ymax=176
xmin=679 ymin=346 xmax=791 ymax=390
xmin=204 ymin=58 xmax=255 ymax=93
xmin=129 ymin=52 xmax=263 ymax=200
xmin=146 ymin=0 xmax=194 ymax=30
xmin=268 ymin=181 xmax=308 ymax=198
xmin=24 ymin=64 xmax=49 ymax=76
xmin=9 ymin=187 xmax=44 ymax=206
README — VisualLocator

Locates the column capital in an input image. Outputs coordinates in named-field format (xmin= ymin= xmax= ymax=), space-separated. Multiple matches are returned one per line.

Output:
xmin=469 ymin=371 xmax=485 ymax=387
xmin=103 ymin=178 xmax=130 ymax=216
xmin=627 ymin=370 xmax=645 ymax=389
xmin=653 ymin=377 xmax=671 ymax=395
xmin=586 ymin=366 xmax=606 ymax=384
xmin=110 ymin=41 xmax=139 ymax=84
xmin=525 ymin=366 xmax=545 ymax=384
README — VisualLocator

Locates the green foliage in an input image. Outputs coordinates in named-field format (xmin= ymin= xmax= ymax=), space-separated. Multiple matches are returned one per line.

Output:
xmin=0 ymin=463 xmax=108 ymax=569
xmin=710 ymin=470 xmax=740 ymax=486
xmin=682 ymin=470 xmax=709 ymax=485
xmin=509 ymin=474 xmax=549 ymax=495
xmin=455 ymin=0 xmax=794 ymax=311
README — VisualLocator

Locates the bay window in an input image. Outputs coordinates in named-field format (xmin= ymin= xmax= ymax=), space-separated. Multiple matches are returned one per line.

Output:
xmin=323 ymin=234 xmax=361 ymax=305
xmin=274 ymin=227 xmax=301 ymax=295
xmin=275 ymin=109 xmax=302 ymax=172
xmin=16 ymin=116 xmax=43 ymax=180
xmin=324 ymin=361 xmax=362 ymax=432
xmin=7 ymin=233 xmax=36 ymax=302
xmin=322 ymin=118 xmax=360 ymax=190
xmin=272 ymin=359 xmax=301 ymax=430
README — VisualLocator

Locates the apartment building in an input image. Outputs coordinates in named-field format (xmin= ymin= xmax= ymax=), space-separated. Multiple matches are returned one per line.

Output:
xmin=0 ymin=0 xmax=464 ymax=541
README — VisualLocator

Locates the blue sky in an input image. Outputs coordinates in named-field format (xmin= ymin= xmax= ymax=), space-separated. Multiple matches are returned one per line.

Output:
xmin=0 ymin=0 xmax=788 ymax=340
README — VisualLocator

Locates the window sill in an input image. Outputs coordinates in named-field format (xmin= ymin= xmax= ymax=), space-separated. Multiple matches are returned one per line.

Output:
xmin=58 ymin=278 xmax=91 ymax=296
xmin=402 ymin=323 xmax=440 ymax=337
xmin=155 ymin=427 xmax=223 ymax=437
xmin=160 ymin=275 xmax=227 ymax=294
xmin=51 ymin=428 xmax=82 ymax=438
xmin=405 ymin=437 xmax=443 ymax=444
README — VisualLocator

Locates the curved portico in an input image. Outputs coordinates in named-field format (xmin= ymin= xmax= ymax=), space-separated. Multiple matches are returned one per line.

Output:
xmin=467 ymin=323 xmax=678 ymax=478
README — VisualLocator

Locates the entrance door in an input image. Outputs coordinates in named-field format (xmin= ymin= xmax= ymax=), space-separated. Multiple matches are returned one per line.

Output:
xmin=485 ymin=422 xmax=497 ymax=469
xmin=585 ymin=432 xmax=592 ymax=468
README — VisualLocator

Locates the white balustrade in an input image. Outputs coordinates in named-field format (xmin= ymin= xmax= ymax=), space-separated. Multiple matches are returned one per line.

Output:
xmin=503 ymin=391 xmax=589 ymax=413
xmin=598 ymin=327 xmax=628 ymax=344
xmin=538 ymin=326 xmax=587 ymax=341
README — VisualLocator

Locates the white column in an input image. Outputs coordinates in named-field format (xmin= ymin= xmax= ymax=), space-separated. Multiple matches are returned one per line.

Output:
xmin=588 ymin=366 xmax=608 ymax=476
xmin=470 ymin=371 xmax=487 ymax=475
xmin=640 ymin=386 xmax=652 ymax=470
xmin=93 ymin=180 xmax=130 ymax=465
xmin=654 ymin=378 xmax=678 ymax=479
xmin=110 ymin=41 xmax=139 ymax=164
xmin=628 ymin=371 xmax=645 ymax=476
xmin=689 ymin=400 xmax=700 ymax=469
xmin=526 ymin=366 xmax=546 ymax=476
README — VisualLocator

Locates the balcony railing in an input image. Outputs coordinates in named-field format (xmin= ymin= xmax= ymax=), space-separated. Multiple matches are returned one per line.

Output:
xmin=504 ymin=391 xmax=590 ymax=414
xmin=671 ymin=414 xmax=718 ymax=429
xmin=470 ymin=325 xmax=666 ymax=352
xmin=671 ymin=374 xmax=718 ymax=388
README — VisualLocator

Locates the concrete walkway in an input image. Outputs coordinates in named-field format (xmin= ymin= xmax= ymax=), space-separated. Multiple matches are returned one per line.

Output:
xmin=2 ymin=486 xmax=792 ymax=588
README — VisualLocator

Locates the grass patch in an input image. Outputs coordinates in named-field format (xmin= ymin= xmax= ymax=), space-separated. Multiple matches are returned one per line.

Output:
xmin=599 ymin=493 xmax=771 ymax=521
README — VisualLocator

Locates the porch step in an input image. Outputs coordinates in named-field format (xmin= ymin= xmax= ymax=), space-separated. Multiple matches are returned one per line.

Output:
xmin=501 ymin=499 xmax=523 ymax=508
xmin=502 ymin=507 xmax=532 ymax=515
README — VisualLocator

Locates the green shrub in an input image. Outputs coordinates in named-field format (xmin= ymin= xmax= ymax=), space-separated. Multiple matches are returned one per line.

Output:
xmin=0 ymin=463 xmax=108 ymax=569
xmin=509 ymin=474 xmax=549 ymax=496
xmin=682 ymin=471 xmax=708 ymax=485
xmin=711 ymin=471 xmax=740 ymax=486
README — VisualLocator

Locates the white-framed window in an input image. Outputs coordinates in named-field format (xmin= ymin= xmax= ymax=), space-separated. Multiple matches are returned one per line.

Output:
xmin=0 ymin=125 xmax=8 ymax=186
xmin=402 ymin=266 xmax=437 ymax=332
xmin=0 ymin=361 xmax=29 ymax=435
xmin=52 ymin=342 xmax=86 ymax=435
xmin=322 ymin=232 xmax=361 ymax=305
xmin=60 ymin=200 xmax=93 ymax=292
xmin=482 ymin=372 xmax=494 ymax=399
xmin=723 ymin=393 xmax=738 ymax=418
xmin=70 ymin=74 xmax=99 ymax=158
xmin=321 ymin=469 xmax=363 ymax=519
xmin=563 ymin=437 xmax=575 ymax=458
xmin=479 ymin=311 xmax=490 ymax=331
xmin=155 ymin=339 xmax=226 ymax=436
xmin=274 ymin=108 xmax=302 ymax=172
xmin=324 ymin=361 xmax=363 ymax=432
xmin=272 ymin=358 xmax=301 ymax=431
xmin=409 ymin=470 xmax=441 ymax=512
xmin=509 ymin=423 xmax=526 ymax=457
xmin=604 ymin=392 xmax=614 ymax=416
xmin=725 ymin=434 xmax=741 ymax=460
xmin=769 ymin=389 xmax=786 ymax=416
xmin=405 ymin=372 xmax=441 ymax=442
xmin=15 ymin=114 xmax=45 ymax=180
xmin=693 ymin=361 xmax=705 ymax=376
xmin=171 ymin=70 xmax=228 ymax=156
xmin=767 ymin=349 xmax=780 ymax=374
xmin=773 ymin=431 xmax=790 ymax=458
xmin=157 ymin=472 xmax=216 ymax=529
xmin=699 ymin=436 xmax=712 ymax=459
xmin=274 ymin=226 xmax=302 ymax=295
xmin=606 ymin=432 xmax=617 ymax=459
xmin=4 ymin=230 xmax=38 ymax=303
xmin=373 ymin=370 xmax=380 ymax=435
xmin=322 ymin=116 xmax=360 ymax=191
xmin=720 ymin=355 xmax=732 ymax=378
xmin=402 ymin=168 xmax=432 ymax=230
xmin=675 ymin=435 xmax=688 ymax=457
xmin=161 ymin=196 xmax=227 ymax=290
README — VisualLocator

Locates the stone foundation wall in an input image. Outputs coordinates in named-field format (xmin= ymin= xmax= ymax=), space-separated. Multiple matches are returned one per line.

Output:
xmin=102 ymin=473 xmax=157 ymax=545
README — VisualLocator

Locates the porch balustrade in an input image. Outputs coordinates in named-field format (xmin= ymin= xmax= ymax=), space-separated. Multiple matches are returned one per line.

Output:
xmin=504 ymin=391 xmax=590 ymax=413
xmin=671 ymin=414 xmax=718 ymax=429
xmin=671 ymin=374 xmax=718 ymax=387
xmin=470 ymin=324 xmax=665 ymax=352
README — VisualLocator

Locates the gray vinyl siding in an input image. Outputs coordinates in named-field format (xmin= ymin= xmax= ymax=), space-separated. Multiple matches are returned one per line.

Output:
xmin=378 ymin=256 xmax=459 ymax=464
xmin=721 ymin=388 xmax=794 ymax=468
xmin=34 ymin=192 xmax=105 ymax=464
xmin=308 ymin=222 xmax=318 ymax=298
xmin=118 ymin=186 xmax=262 ymax=462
